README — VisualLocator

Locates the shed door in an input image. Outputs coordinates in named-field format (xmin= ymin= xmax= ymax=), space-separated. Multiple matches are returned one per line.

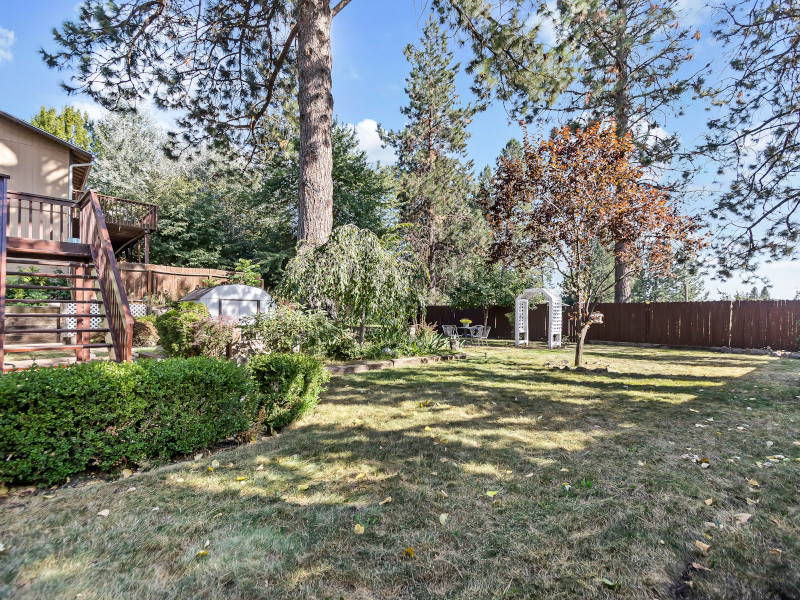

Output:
xmin=218 ymin=299 xmax=260 ymax=321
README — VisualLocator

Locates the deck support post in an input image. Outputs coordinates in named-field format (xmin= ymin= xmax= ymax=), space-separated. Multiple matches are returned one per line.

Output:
xmin=0 ymin=174 xmax=10 ymax=372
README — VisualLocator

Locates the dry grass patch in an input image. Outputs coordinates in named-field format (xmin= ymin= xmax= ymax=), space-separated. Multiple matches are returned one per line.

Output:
xmin=1 ymin=343 xmax=799 ymax=599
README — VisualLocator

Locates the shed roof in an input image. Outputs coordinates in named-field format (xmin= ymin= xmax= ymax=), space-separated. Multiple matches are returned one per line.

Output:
xmin=181 ymin=284 xmax=273 ymax=302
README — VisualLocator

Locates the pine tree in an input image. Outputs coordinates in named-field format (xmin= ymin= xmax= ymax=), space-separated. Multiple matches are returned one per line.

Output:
xmin=526 ymin=0 xmax=706 ymax=302
xmin=30 ymin=106 xmax=95 ymax=151
xmin=705 ymin=0 xmax=800 ymax=274
xmin=43 ymin=1 xmax=566 ymax=250
xmin=381 ymin=16 xmax=483 ymax=301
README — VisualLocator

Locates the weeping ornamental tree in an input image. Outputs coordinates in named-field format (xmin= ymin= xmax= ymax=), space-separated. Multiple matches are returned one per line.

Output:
xmin=483 ymin=120 xmax=704 ymax=367
xmin=281 ymin=225 xmax=426 ymax=344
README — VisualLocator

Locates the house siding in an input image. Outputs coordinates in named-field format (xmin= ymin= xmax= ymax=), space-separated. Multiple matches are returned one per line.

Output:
xmin=0 ymin=115 xmax=71 ymax=199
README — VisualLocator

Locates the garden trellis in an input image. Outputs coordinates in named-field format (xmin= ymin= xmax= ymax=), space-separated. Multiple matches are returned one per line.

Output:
xmin=515 ymin=288 xmax=562 ymax=349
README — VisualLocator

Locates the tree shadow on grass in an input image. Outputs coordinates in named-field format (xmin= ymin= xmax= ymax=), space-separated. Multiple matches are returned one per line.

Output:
xmin=1 ymin=349 xmax=798 ymax=600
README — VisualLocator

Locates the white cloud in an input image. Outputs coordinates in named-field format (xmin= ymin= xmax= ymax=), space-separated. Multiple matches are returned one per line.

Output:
xmin=0 ymin=27 xmax=16 ymax=64
xmin=352 ymin=118 xmax=396 ymax=165
xmin=526 ymin=2 xmax=558 ymax=47
xmin=70 ymin=101 xmax=107 ymax=122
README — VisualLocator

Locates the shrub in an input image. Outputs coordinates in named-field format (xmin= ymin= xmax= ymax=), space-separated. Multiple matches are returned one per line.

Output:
xmin=0 ymin=358 xmax=254 ymax=485
xmin=194 ymin=315 xmax=236 ymax=358
xmin=240 ymin=305 xmax=353 ymax=358
xmin=155 ymin=302 xmax=210 ymax=357
xmin=248 ymin=353 xmax=329 ymax=430
xmin=132 ymin=314 xmax=159 ymax=346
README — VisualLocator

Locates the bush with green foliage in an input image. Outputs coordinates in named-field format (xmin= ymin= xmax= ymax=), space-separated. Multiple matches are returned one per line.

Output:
xmin=132 ymin=314 xmax=158 ymax=346
xmin=155 ymin=302 xmax=233 ymax=358
xmin=247 ymin=353 xmax=329 ymax=431
xmin=228 ymin=258 xmax=262 ymax=287
xmin=0 ymin=358 xmax=254 ymax=485
xmin=240 ymin=305 xmax=358 ymax=360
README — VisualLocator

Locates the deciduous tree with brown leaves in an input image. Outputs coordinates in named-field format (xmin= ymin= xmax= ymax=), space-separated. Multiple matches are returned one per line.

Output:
xmin=482 ymin=120 xmax=704 ymax=366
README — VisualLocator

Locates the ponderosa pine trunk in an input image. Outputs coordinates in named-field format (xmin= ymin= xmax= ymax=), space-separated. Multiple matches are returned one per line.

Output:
xmin=614 ymin=240 xmax=633 ymax=303
xmin=297 ymin=0 xmax=334 ymax=248
xmin=612 ymin=0 xmax=633 ymax=303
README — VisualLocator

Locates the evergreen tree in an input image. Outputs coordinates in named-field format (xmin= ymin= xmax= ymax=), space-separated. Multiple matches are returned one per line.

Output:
xmin=381 ymin=16 xmax=484 ymax=301
xmin=631 ymin=258 xmax=708 ymax=302
xmin=705 ymin=0 xmax=800 ymax=274
xmin=526 ymin=0 xmax=706 ymax=302
xmin=44 ymin=0 xmax=565 ymax=249
xmin=30 ymin=105 xmax=95 ymax=151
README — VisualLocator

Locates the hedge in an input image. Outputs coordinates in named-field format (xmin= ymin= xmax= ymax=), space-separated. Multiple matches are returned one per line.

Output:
xmin=0 ymin=358 xmax=254 ymax=485
xmin=247 ymin=353 xmax=330 ymax=431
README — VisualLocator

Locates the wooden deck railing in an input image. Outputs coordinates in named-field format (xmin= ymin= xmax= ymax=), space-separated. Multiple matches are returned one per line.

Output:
xmin=77 ymin=190 xmax=134 ymax=361
xmin=6 ymin=191 xmax=76 ymax=242
xmin=73 ymin=190 xmax=157 ymax=231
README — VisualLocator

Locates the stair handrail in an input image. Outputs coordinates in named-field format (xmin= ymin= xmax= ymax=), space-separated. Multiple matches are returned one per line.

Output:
xmin=77 ymin=189 xmax=133 ymax=361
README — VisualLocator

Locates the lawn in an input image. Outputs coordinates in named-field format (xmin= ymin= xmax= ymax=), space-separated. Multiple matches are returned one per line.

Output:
xmin=1 ymin=343 xmax=798 ymax=599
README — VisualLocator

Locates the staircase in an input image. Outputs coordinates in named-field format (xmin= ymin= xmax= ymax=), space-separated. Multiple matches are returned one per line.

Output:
xmin=0 ymin=175 xmax=133 ymax=372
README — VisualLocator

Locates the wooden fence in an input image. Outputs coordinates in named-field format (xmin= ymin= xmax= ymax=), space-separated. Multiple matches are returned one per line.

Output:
xmin=426 ymin=301 xmax=800 ymax=351
xmin=118 ymin=263 xmax=262 ymax=304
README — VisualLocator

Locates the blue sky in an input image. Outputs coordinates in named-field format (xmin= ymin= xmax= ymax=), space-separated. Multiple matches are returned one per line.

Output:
xmin=0 ymin=1 xmax=797 ymax=298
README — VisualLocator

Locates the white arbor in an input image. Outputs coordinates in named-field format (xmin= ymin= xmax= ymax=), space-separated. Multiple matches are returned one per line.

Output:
xmin=514 ymin=288 xmax=562 ymax=349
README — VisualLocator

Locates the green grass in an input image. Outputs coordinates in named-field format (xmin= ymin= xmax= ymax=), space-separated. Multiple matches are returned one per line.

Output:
xmin=1 ymin=343 xmax=798 ymax=599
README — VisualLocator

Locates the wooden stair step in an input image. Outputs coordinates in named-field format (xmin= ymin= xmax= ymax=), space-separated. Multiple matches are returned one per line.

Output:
xmin=5 ymin=328 xmax=110 ymax=334
xmin=7 ymin=257 xmax=95 ymax=268
xmin=3 ymin=313 xmax=102 ymax=318
xmin=4 ymin=343 xmax=113 ymax=353
xmin=6 ymin=271 xmax=98 ymax=279
xmin=7 ymin=237 xmax=92 ymax=262
xmin=7 ymin=284 xmax=99 ymax=291
xmin=6 ymin=299 xmax=103 ymax=304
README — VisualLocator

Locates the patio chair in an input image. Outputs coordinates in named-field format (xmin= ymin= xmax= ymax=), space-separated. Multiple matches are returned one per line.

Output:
xmin=468 ymin=325 xmax=484 ymax=346
xmin=442 ymin=325 xmax=460 ymax=340
xmin=476 ymin=326 xmax=491 ymax=346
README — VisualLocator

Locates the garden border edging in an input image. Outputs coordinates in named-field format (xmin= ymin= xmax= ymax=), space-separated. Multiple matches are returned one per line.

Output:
xmin=326 ymin=353 xmax=467 ymax=375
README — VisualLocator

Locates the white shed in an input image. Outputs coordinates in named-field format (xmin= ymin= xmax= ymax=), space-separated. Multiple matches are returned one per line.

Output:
xmin=180 ymin=285 xmax=275 ymax=321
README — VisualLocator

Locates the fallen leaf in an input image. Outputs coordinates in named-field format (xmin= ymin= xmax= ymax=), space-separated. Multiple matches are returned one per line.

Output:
xmin=746 ymin=497 xmax=759 ymax=505
xmin=353 ymin=524 xmax=365 ymax=535
xmin=355 ymin=473 xmax=366 ymax=480
xmin=733 ymin=512 xmax=752 ymax=524
xmin=225 ymin=463 xmax=233 ymax=468
xmin=691 ymin=562 xmax=710 ymax=571
xmin=97 ymin=509 xmax=110 ymax=518
xmin=122 ymin=469 xmax=132 ymax=478
xmin=439 ymin=513 xmax=448 ymax=525
xmin=0 ymin=484 xmax=8 ymax=496
xmin=208 ymin=467 xmax=213 ymax=472
xmin=204 ymin=539 xmax=210 ymax=548
xmin=127 ymin=487 xmax=136 ymax=492
xmin=704 ymin=498 xmax=713 ymax=506
xmin=601 ymin=578 xmax=619 ymax=589
xmin=255 ymin=465 xmax=264 ymax=471
xmin=525 ymin=472 xmax=534 ymax=478
xmin=765 ymin=441 xmax=774 ymax=448
xmin=379 ymin=497 xmax=392 ymax=505
xmin=297 ymin=484 xmax=309 ymax=491
xmin=195 ymin=550 xmax=208 ymax=557
xmin=439 ymin=490 xmax=448 ymax=499
xmin=194 ymin=454 xmax=203 ymax=461
xmin=748 ymin=479 xmax=759 ymax=487
xmin=211 ymin=460 xmax=220 ymax=468
xmin=0 ymin=542 xmax=5 ymax=553
xmin=424 ymin=426 xmax=431 ymax=431
xmin=236 ymin=477 xmax=248 ymax=482
xmin=695 ymin=540 xmax=711 ymax=554
xmin=769 ymin=548 xmax=782 ymax=556
xmin=486 ymin=491 xmax=499 ymax=497
xmin=560 ymin=467 xmax=569 ymax=472
xmin=403 ymin=546 xmax=415 ymax=558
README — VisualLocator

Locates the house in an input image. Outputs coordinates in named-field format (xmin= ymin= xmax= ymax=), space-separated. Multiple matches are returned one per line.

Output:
xmin=0 ymin=109 xmax=158 ymax=370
